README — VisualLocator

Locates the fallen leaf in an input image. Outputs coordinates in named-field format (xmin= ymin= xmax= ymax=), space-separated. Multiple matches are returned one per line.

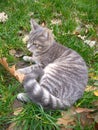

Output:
xmin=51 ymin=19 xmax=62 ymax=25
xmin=6 ymin=122 xmax=22 ymax=130
xmin=14 ymin=49 xmax=24 ymax=58
xmin=14 ymin=107 xmax=23 ymax=116
xmin=95 ymin=115 xmax=98 ymax=123
xmin=60 ymin=127 xmax=73 ymax=130
xmin=9 ymin=49 xmax=24 ymax=57
xmin=79 ymin=112 xmax=94 ymax=127
xmin=92 ymin=101 xmax=98 ymax=107
xmin=0 ymin=58 xmax=25 ymax=83
xmin=77 ymin=35 xmax=86 ymax=40
xmin=95 ymin=123 xmax=98 ymax=130
xmin=84 ymin=40 xmax=96 ymax=47
xmin=13 ymin=99 xmax=23 ymax=109
xmin=94 ymin=90 xmax=98 ymax=96
xmin=57 ymin=107 xmax=96 ymax=129
xmin=89 ymin=72 xmax=95 ymax=78
xmin=22 ymin=34 xmax=29 ymax=43
xmin=75 ymin=107 xmax=95 ymax=113
xmin=85 ymin=85 xmax=97 ymax=92
xmin=0 ymin=12 xmax=8 ymax=23
xmin=6 ymin=122 xmax=16 ymax=130
xmin=41 ymin=21 xmax=46 ymax=27
xmin=9 ymin=49 xmax=16 ymax=56
xmin=57 ymin=107 xmax=76 ymax=127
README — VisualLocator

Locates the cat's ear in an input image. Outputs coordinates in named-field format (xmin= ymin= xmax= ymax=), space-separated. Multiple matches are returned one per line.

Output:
xmin=43 ymin=30 xmax=49 ymax=38
xmin=30 ymin=19 xmax=40 ymax=30
xmin=43 ymin=29 xmax=52 ymax=39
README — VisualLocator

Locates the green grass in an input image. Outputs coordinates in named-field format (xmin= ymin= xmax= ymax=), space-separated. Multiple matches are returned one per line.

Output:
xmin=11 ymin=104 xmax=61 ymax=130
xmin=0 ymin=0 xmax=98 ymax=130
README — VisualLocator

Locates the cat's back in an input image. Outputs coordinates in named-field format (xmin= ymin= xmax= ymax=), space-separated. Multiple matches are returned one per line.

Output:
xmin=40 ymin=45 xmax=88 ymax=99
xmin=44 ymin=44 xmax=87 ymax=75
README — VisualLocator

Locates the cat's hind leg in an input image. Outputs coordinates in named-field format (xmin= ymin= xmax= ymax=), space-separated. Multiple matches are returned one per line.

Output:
xmin=17 ymin=75 xmax=72 ymax=109
xmin=17 ymin=92 xmax=31 ymax=103
xmin=22 ymin=76 xmax=71 ymax=109
xmin=17 ymin=68 xmax=44 ymax=103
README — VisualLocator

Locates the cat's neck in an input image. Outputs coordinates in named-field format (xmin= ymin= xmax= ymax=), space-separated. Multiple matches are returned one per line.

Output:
xmin=33 ymin=41 xmax=66 ymax=66
xmin=49 ymin=41 xmax=66 ymax=57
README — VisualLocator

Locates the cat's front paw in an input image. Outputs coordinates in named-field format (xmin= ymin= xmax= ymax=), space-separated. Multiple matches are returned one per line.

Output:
xmin=23 ymin=56 xmax=30 ymax=62
xmin=16 ymin=69 xmax=25 ymax=74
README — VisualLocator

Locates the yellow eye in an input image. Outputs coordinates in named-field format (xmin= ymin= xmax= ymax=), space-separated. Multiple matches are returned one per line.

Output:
xmin=38 ymin=46 xmax=42 ymax=49
xmin=33 ymin=42 xmax=36 ymax=45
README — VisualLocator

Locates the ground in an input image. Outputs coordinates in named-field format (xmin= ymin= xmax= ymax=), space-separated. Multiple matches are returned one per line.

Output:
xmin=0 ymin=0 xmax=98 ymax=130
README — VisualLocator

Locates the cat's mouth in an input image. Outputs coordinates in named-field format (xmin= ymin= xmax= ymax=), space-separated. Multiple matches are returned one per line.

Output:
xmin=27 ymin=44 xmax=38 ymax=53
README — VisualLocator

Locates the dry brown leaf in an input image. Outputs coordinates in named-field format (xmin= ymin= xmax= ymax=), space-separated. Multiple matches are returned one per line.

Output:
xmin=13 ymin=99 xmax=23 ymax=109
xmin=14 ymin=107 xmax=23 ymax=116
xmin=79 ymin=112 xmax=94 ymax=127
xmin=9 ymin=49 xmax=16 ymax=56
xmin=0 ymin=58 xmax=25 ymax=83
xmin=6 ymin=122 xmax=16 ymax=130
xmin=92 ymin=101 xmax=98 ymax=107
xmin=57 ymin=116 xmax=76 ymax=126
xmin=75 ymin=107 xmax=95 ymax=113
xmin=57 ymin=107 xmax=96 ymax=129
xmin=60 ymin=127 xmax=73 ymax=130
xmin=88 ymin=72 xmax=95 ymax=78
xmin=41 ymin=21 xmax=46 ymax=27
xmin=94 ymin=90 xmax=98 ymax=96
xmin=51 ymin=19 xmax=62 ymax=25
xmin=95 ymin=123 xmax=98 ymax=130
xmin=6 ymin=122 xmax=22 ymax=130
xmin=95 ymin=114 xmax=98 ymax=123
xmin=89 ymin=72 xmax=98 ymax=80
xmin=22 ymin=34 xmax=29 ymax=43
xmin=57 ymin=108 xmax=76 ymax=127
xmin=85 ymin=85 xmax=97 ymax=92
xmin=9 ymin=49 xmax=24 ymax=57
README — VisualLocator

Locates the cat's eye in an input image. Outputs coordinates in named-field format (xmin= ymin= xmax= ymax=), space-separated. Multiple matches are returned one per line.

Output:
xmin=38 ymin=46 xmax=42 ymax=49
xmin=33 ymin=42 xmax=40 ymax=48
xmin=33 ymin=42 xmax=36 ymax=45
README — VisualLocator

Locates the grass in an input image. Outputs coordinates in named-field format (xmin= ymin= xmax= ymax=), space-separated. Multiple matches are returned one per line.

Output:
xmin=0 ymin=0 xmax=98 ymax=130
xmin=11 ymin=104 xmax=61 ymax=130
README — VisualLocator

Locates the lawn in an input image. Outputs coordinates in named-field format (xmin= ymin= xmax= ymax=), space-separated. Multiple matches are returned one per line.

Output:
xmin=0 ymin=0 xmax=98 ymax=130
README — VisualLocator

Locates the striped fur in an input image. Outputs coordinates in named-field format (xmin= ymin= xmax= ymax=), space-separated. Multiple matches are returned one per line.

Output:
xmin=17 ymin=19 xmax=88 ymax=110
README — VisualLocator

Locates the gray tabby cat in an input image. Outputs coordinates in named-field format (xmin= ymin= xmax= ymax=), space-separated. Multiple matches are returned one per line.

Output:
xmin=17 ymin=19 xmax=88 ymax=110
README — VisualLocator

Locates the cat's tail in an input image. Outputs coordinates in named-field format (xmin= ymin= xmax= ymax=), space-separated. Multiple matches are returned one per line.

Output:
xmin=23 ymin=77 xmax=71 ymax=110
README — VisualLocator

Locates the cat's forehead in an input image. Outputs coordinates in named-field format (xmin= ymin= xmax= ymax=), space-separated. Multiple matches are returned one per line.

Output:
xmin=29 ymin=27 xmax=50 ymax=42
xmin=30 ymin=27 xmax=44 ymax=38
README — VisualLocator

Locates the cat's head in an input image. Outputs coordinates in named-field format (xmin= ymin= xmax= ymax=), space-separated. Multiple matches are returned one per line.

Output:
xmin=27 ymin=19 xmax=54 ymax=53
